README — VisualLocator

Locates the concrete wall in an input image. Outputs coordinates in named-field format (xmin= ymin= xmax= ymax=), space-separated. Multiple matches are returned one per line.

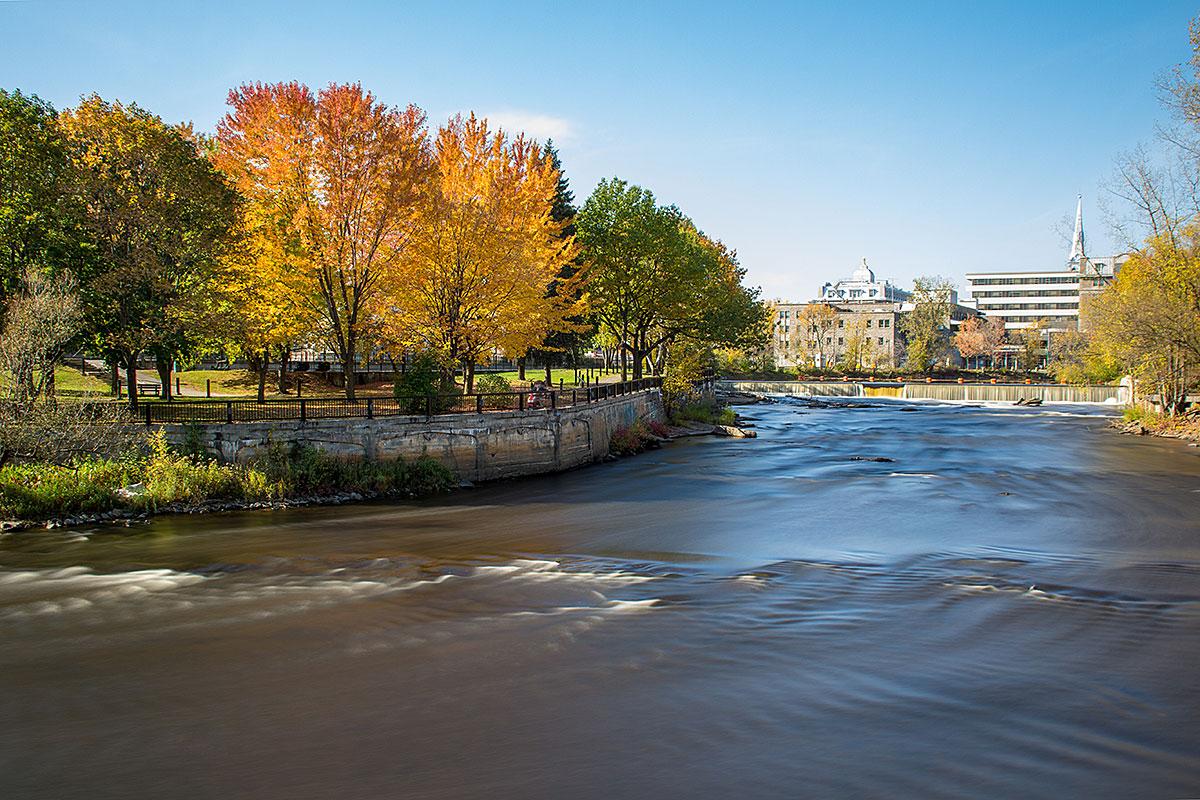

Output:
xmin=723 ymin=380 xmax=1129 ymax=404
xmin=158 ymin=390 xmax=665 ymax=482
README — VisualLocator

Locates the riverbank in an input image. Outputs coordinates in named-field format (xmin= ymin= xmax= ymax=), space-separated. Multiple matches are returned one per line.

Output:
xmin=1112 ymin=407 xmax=1200 ymax=443
xmin=0 ymin=436 xmax=457 ymax=533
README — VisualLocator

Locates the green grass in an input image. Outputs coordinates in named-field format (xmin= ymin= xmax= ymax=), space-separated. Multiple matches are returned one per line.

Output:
xmin=0 ymin=433 xmax=456 ymax=522
xmin=0 ymin=365 xmax=113 ymax=396
xmin=481 ymin=367 xmax=621 ymax=387
xmin=175 ymin=369 xmax=263 ymax=396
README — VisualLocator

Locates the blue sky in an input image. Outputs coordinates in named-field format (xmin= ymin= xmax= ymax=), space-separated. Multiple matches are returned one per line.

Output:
xmin=1 ymin=0 xmax=1194 ymax=299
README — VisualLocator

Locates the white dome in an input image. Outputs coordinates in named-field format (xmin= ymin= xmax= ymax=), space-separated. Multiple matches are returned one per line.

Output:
xmin=851 ymin=258 xmax=875 ymax=283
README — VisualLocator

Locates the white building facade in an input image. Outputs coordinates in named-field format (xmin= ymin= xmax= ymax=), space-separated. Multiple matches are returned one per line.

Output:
xmin=965 ymin=198 xmax=1126 ymax=331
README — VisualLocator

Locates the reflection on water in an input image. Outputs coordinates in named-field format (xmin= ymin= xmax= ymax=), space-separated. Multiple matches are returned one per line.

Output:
xmin=1 ymin=399 xmax=1199 ymax=799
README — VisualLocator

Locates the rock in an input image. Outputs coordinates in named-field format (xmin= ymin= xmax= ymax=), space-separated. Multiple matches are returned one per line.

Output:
xmin=713 ymin=425 xmax=757 ymax=438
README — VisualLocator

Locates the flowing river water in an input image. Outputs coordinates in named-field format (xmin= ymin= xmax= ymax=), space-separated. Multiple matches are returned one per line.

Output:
xmin=2 ymin=398 xmax=1200 ymax=799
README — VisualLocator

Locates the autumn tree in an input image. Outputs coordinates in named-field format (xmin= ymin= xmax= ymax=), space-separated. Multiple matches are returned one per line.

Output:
xmin=216 ymin=82 xmax=430 ymax=400
xmin=524 ymin=140 xmax=586 ymax=385
xmin=795 ymin=303 xmax=838 ymax=368
xmin=901 ymin=276 xmax=955 ymax=372
xmin=841 ymin=316 xmax=875 ymax=371
xmin=1017 ymin=320 xmax=1048 ymax=372
xmin=389 ymin=114 xmax=582 ymax=392
xmin=1084 ymin=231 xmax=1200 ymax=412
xmin=60 ymin=96 xmax=239 ymax=409
xmin=952 ymin=316 xmax=989 ymax=369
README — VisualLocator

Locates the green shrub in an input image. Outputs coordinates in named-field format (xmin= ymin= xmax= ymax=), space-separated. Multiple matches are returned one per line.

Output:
xmin=671 ymin=402 xmax=736 ymax=426
xmin=474 ymin=373 xmax=513 ymax=409
xmin=254 ymin=443 xmax=454 ymax=497
xmin=394 ymin=351 xmax=460 ymax=414
xmin=0 ymin=459 xmax=129 ymax=519
xmin=140 ymin=432 xmax=274 ymax=508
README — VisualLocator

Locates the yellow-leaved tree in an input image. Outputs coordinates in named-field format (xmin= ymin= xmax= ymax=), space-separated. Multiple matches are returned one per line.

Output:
xmin=215 ymin=82 xmax=430 ymax=400
xmin=388 ymin=114 xmax=585 ymax=391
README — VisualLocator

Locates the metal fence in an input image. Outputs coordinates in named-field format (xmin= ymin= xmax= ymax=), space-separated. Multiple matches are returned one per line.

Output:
xmin=139 ymin=377 xmax=663 ymax=425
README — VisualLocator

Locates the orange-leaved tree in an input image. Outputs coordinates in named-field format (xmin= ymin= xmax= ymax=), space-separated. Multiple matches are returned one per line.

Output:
xmin=215 ymin=82 xmax=430 ymax=400
xmin=387 ymin=114 xmax=585 ymax=392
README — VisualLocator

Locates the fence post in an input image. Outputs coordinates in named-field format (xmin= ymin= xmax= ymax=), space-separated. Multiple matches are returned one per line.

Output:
xmin=175 ymin=376 xmax=180 ymax=397
xmin=476 ymin=394 xmax=484 ymax=414
xmin=426 ymin=394 xmax=433 ymax=417
xmin=144 ymin=404 xmax=152 ymax=427
xmin=519 ymin=392 xmax=526 ymax=411
xmin=300 ymin=399 xmax=306 ymax=423
xmin=366 ymin=398 xmax=374 ymax=419
xmin=550 ymin=391 xmax=557 ymax=410
xmin=572 ymin=389 xmax=577 ymax=405
xmin=225 ymin=401 xmax=233 ymax=424
xmin=206 ymin=379 xmax=211 ymax=398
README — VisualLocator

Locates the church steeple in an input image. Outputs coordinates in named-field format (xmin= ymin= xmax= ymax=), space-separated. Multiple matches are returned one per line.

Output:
xmin=1068 ymin=195 xmax=1086 ymax=269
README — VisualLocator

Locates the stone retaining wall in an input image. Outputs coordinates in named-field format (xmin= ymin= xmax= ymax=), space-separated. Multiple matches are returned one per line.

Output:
xmin=158 ymin=390 xmax=665 ymax=482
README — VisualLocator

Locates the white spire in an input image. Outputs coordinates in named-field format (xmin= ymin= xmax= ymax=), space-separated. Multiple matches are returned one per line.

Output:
xmin=1068 ymin=195 xmax=1085 ymax=268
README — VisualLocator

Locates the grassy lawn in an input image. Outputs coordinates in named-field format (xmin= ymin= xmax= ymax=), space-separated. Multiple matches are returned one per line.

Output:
xmin=0 ymin=365 xmax=113 ymax=396
xmin=480 ymin=367 xmax=623 ymax=387
xmin=175 ymin=369 xmax=262 ymax=396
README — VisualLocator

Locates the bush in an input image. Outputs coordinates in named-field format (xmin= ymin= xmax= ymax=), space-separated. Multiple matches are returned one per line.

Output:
xmin=671 ymin=402 xmax=736 ymax=426
xmin=609 ymin=421 xmax=659 ymax=456
xmin=0 ymin=458 xmax=132 ymax=519
xmin=394 ymin=351 xmax=460 ymax=414
xmin=254 ymin=443 xmax=454 ymax=498
xmin=474 ymin=373 xmax=513 ymax=409
xmin=646 ymin=419 xmax=671 ymax=438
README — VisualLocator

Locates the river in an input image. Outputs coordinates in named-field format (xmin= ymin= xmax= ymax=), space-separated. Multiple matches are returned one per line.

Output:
xmin=1 ymin=398 xmax=1199 ymax=799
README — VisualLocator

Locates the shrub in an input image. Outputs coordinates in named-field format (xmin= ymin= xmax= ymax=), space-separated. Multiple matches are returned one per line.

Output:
xmin=609 ymin=421 xmax=658 ymax=456
xmin=140 ymin=432 xmax=271 ymax=508
xmin=672 ymin=401 xmax=736 ymax=426
xmin=474 ymin=373 xmax=513 ymax=409
xmin=646 ymin=419 xmax=671 ymax=438
xmin=254 ymin=443 xmax=454 ymax=498
xmin=394 ymin=351 xmax=460 ymax=414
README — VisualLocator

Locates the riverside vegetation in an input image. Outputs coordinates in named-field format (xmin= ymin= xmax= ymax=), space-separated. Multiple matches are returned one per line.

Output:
xmin=0 ymin=432 xmax=453 ymax=526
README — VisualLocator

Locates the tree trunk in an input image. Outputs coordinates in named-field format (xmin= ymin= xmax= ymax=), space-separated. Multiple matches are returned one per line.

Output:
xmin=342 ymin=352 xmax=356 ymax=401
xmin=155 ymin=353 xmax=172 ymax=401
xmin=465 ymin=361 xmax=475 ymax=394
xmin=110 ymin=362 xmax=119 ymax=396
xmin=517 ymin=357 xmax=526 ymax=381
xmin=277 ymin=345 xmax=290 ymax=393
xmin=544 ymin=360 xmax=552 ymax=385
xmin=257 ymin=347 xmax=269 ymax=403
xmin=125 ymin=357 xmax=139 ymax=412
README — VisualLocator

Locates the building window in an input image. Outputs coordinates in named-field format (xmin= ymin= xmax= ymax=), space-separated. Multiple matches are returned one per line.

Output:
xmin=866 ymin=319 xmax=872 ymax=327
xmin=878 ymin=337 xmax=884 ymax=345
xmin=838 ymin=337 xmax=844 ymax=346
xmin=838 ymin=319 xmax=844 ymax=328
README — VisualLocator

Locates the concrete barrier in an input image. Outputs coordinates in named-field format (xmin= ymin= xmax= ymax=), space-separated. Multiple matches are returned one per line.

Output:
xmin=158 ymin=390 xmax=665 ymax=482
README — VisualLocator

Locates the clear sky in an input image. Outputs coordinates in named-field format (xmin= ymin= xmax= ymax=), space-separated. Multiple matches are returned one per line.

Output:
xmin=1 ymin=0 xmax=1195 ymax=300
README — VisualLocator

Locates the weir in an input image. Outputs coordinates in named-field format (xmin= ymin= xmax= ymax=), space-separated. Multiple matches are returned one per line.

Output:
xmin=723 ymin=380 xmax=1129 ymax=404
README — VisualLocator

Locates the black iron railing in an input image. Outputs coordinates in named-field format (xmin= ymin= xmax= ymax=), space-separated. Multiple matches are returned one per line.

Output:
xmin=138 ymin=376 xmax=663 ymax=425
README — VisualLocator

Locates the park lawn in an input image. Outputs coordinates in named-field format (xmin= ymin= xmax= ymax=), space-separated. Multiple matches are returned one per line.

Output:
xmin=482 ymin=367 xmax=622 ymax=388
xmin=175 ymin=369 xmax=264 ymax=396
xmin=0 ymin=365 xmax=112 ymax=396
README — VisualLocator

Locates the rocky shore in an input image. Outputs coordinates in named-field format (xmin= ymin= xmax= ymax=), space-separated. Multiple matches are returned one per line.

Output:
xmin=1112 ymin=412 xmax=1200 ymax=444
